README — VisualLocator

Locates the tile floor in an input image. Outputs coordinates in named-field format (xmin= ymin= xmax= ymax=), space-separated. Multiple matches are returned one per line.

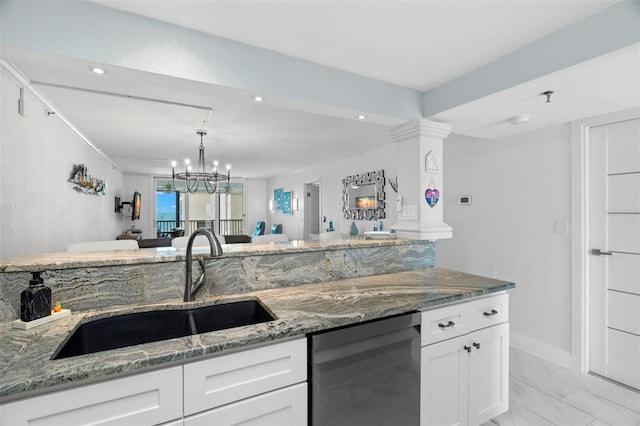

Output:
xmin=483 ymin=348 xmax=640 ymax=426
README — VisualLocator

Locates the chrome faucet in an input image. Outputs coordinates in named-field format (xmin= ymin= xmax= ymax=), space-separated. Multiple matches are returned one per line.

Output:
xmin=184 ymin=228 xmax=223 ymax=302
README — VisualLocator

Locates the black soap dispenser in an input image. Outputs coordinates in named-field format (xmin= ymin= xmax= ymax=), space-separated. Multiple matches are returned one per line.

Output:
xmin=20 ymin=272 xmax=52 ymax=322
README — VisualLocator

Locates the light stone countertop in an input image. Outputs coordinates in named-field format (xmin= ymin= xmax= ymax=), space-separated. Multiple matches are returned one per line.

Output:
xmin=0 ymin=239 xmax=414 ymax=272
xmin=0 ymin=267 xmax=514 ymax=401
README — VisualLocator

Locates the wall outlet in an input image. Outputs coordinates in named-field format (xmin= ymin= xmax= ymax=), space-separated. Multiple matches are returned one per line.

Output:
xmin=396 ymin=196 xmax=403 ymax=211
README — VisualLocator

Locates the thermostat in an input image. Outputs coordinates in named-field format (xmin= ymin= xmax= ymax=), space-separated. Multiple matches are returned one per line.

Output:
xmin=459 ymin=195 xmax=472 ymax=205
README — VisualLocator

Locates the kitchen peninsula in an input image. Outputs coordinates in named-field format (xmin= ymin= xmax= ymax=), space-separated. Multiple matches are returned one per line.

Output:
xmin=0 ymin=239 xmax=514 ymax=425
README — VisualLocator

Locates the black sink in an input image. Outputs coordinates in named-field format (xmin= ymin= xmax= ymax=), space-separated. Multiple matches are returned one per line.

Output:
xmin=53 ymin=300 xmax=275 ymax=359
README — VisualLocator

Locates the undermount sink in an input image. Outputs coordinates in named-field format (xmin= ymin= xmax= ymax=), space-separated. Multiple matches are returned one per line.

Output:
xmin=53 ymin=299 xmax=275 ymax=360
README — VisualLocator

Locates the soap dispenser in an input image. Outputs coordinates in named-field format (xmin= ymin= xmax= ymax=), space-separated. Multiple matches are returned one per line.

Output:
xmin=20 ymin=272 xmax=52 ymax=322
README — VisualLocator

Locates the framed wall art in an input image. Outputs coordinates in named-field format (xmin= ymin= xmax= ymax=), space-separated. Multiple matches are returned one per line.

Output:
xmin=282 ymin=191 xmax=292 ymax=215
xmin=274 ymin=188 xmax=283 ymax=211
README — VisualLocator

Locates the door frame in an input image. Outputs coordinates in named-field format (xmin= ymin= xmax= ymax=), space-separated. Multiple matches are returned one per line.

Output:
xmin=570 ymin=107 xmax=640 ymax=373
xmin=303 ymin=180 xmax=321 ymax=240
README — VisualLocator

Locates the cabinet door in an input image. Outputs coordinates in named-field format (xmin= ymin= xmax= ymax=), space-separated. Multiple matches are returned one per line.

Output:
xmin=468 ymin=322 xmax=509 ymax=426
xmin=421 ymin=335 xmax=469 ymax=426
xmin=184 ymin=383 xmax=307 ymax=426
xmin=0 ymin=366 xmax=183 ymax=426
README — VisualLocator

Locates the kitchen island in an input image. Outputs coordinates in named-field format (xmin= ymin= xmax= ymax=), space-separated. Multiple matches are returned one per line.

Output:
xmin=0 ymin=267 xmax=513 ymax=399
xmin=0 ymin=239 xmax=514 ymax=425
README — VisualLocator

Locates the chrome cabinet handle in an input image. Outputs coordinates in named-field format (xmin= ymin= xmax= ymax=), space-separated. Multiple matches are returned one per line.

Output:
xmin=483 ymin=309 xmax=498 ymax=316
xmin=438 ymin=321 xmax=455 ymax=329
xmin=591 ymin=248 xmax=613 ymax=256
xmin=464 ymin=345 xmax=472 ymax=353
xmin=473 ymin=342 xmax=481 ymax=349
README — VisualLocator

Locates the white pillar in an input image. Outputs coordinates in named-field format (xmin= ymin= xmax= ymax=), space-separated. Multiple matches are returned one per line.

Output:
xmin=390 ymin=119 xmax=453 ymax=240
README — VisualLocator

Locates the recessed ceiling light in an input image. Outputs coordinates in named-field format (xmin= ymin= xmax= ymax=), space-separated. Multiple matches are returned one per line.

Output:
xmin=254 ymin=96 xmax=263 ymax=102
xmin=357 ymin=115 xmax=366 ymax=120
xmin=90 ymin=67 xmax=106 ymax=75
xmin=509 ymin=114 xmax=532 ymax=125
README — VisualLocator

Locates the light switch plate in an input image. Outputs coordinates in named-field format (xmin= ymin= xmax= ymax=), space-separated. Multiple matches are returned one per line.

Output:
xmin=399 ymin=205 xmax=418 ymax=220
xmin=459 ymin=195 xmax=472 ymax=205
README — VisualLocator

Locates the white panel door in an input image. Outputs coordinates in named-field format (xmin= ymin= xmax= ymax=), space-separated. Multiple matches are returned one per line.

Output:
xmin=588 ymin=117 xmax=640 ymax=390
xmin=607 ymin=329 xmax=640 ymax=389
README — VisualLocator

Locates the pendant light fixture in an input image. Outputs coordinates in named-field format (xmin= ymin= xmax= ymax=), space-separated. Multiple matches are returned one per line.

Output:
xmin=171 ymin=129 xmax=231 ymax=194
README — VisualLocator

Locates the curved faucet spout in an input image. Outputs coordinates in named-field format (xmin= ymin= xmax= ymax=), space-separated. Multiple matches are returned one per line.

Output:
xmin=184 ymin=228 xmax=223 ymax=302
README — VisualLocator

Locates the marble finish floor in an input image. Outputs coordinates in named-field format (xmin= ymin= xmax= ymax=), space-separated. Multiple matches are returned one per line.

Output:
xmin=483 ymin=348 xmax=640 ymax=426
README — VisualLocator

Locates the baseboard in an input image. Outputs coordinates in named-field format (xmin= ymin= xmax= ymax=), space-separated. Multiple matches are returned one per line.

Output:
xmin=510 ymin=331 xmax=572 ymax=369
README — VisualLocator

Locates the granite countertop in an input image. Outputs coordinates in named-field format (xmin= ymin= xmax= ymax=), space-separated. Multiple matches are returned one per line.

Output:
xmin=0 ymin=267 xmax=514 ymax=401
xmin=0 ymin=238 xmax=413 ymax=272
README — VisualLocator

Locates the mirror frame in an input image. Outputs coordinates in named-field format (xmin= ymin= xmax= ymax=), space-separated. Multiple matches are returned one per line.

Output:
xmin=342 ymin=170 xmax=386 ymax=220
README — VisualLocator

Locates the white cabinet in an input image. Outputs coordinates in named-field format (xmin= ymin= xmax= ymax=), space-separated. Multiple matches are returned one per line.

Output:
xmin=420 ymin=293 xmax=509 ymax=426
xmin=1 ymin=339 xmax=307 ymax=426
xmin=421 ymin=334 xmax=469 ymax=426
xmin=183 ymin=338 xmax=306 ymax=415
xmin=0 ymin=366 xmax=183 ymax=426
xmin=421 ymin=302 xmax=469 ymax=346
xmin=467 ymin=322 xmax=509 ymax=425
xmin=182 ymin=338 xmax=307 ymax=426
xmin=184 ymin=383 xmax=307 ymax=426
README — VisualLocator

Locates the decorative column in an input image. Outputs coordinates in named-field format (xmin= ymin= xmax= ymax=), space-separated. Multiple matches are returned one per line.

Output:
xmin=390 ymin=119 xmax=453 ymax=240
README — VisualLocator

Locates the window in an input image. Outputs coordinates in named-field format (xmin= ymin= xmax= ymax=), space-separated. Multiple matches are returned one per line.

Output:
xmin=155 ymin=179 xmax=182 ymax=238
xmin=155 ymin=178 xmax=245 ymax=237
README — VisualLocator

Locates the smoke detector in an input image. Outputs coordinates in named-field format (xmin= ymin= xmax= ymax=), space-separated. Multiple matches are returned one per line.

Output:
xmin=509 ymin=114 xmax=532 ymax=125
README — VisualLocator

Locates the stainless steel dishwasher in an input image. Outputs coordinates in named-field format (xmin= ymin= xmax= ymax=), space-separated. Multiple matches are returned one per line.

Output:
xmin=309 ymin=312 xmax=421 ymax=426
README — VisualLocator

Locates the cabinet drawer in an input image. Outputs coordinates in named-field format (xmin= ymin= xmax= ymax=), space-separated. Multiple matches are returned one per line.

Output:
xmin=468 ymin=293 xmax=508 ymax=332
xmin=1 ymin=366 xmax=182 ymax=426
xmin=421 ymin=303 xmax=469 ymax=346
xmin=183 ymin=338 xmax=306 ymax=416
xmin=184 ymin=383 xmax=307 ymax=426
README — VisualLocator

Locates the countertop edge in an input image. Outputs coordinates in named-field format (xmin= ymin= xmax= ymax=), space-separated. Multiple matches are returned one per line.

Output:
xmin=0 ymin=239 xmax=424 ymax=272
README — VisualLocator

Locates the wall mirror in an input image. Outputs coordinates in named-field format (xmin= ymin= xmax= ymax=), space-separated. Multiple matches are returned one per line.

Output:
xmin=342 ymin=170 xmax=386 ymax=220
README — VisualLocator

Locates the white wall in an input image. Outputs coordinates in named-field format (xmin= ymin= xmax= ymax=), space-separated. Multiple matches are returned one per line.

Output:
xmin=245 ymin=178 xmax=267 ymax=235
xmin=437 ymin=126 xmax=572 ymax=354
xmin=268 ymin=143 xmax=399 ymax=240
xmin=0 ymin=74 xmax=125 ymax=258
xmin=122 ymin=174 xmax=154 ymax=238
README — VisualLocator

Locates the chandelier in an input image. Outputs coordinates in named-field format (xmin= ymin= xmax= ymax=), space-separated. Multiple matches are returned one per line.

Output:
xmin=171 ymin=129 xmax=231 ymax=194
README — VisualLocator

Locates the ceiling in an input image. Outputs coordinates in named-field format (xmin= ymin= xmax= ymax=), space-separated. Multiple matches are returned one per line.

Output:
xmin=431 ymin=42 xmax=640 ymax=139
xmin=5 ymin=46 xmax=394 ymax=179
xmin=3 ymin=0 xmax=639 ymax=178
xmin=92 ymin=0 xmax=616 ymax=92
